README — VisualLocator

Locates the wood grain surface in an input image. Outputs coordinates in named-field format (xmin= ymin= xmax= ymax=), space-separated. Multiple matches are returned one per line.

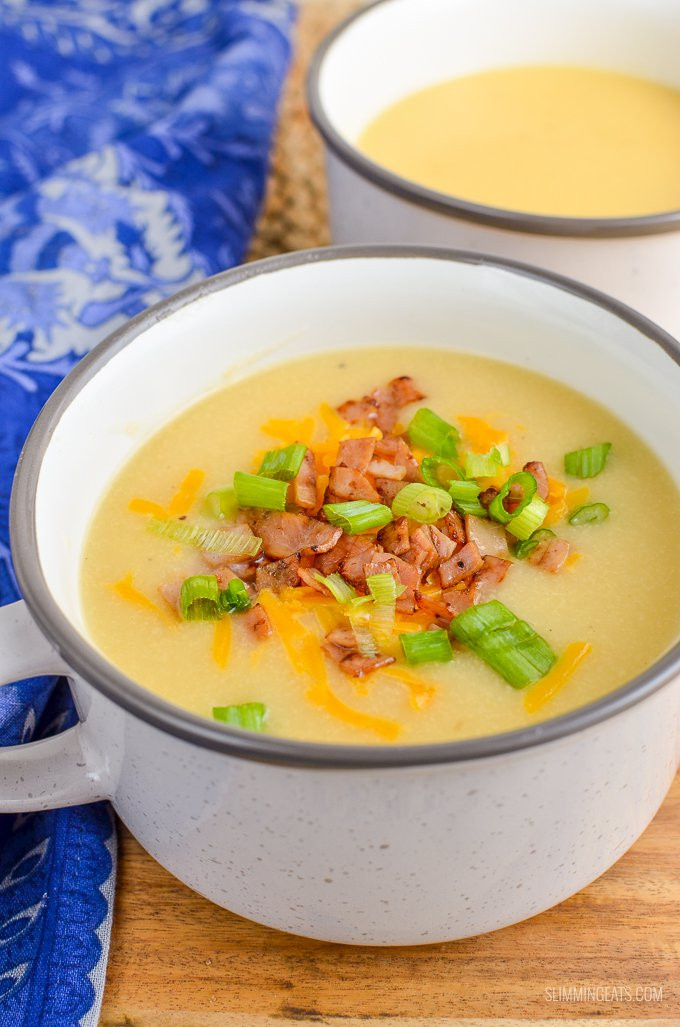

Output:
xmin=99 ymin=2 xmax=680 ymax=1024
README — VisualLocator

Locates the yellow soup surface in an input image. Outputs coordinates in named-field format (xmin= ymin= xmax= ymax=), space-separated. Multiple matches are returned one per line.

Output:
xmin=81 ymin=348 xmax=680 ymax=745
xmin=358 ymin=65 xmax=680 ymax=218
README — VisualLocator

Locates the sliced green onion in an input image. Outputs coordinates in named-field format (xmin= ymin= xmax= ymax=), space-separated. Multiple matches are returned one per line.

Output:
xmin=180 ymin=575 xmax=223 ymax=621
xmin=258 ymin=443 xmax=307 ymax=481
xmin=569 ymin=502 xmax=610 ymax=526
xmin=450 ymin=600 xmax=556 ymax=688
xmin=212 ymin=702 xmax=267 ymax=731
xmin=370 ymin=601 xmax=397 ymax=649
xmin=400 ymin=628 xmax=453 ymax=665
xmin=421 ymin=455 xmax=465 ymax=490
xmin=220 ymin=578 xmax=251 ymax=613
xmin=149 ymin=518 xmax=261 ymax=557
xmin=366 ymin=572 xmax=405 ymax=604
xmin=564 ymin=443 xmax=612 ymax=479
xmin=464 ymin=443 xmax=509 ymax=480
xmin=204 ymin=487 xmax=238 ymax=520
xmin=448 ymin=479 xmax=487 ymax=517
xmin=407 ymin=408 xmax=459 ymax=455
xmin=514 ymin=528 xmax=556 ymax=560
xmin=234 ymin=471 xmax=288 ymax=511
xmin=311 ymin=570 xmax=356 ymax=604
xmin=348 ymin=601 xmax=378 ymax=657
xmin=506 ymin=496 xmax=550 ymax=540
xmin=391 ymin=483 xmax=452 ymax=522
xmin=488 ymin=471 xmax=537 ymax=525
xmin=323 ymin=501 xmax=393 ymax=534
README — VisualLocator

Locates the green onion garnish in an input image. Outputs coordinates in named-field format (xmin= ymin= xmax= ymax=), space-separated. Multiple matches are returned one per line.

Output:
xmin=420 ymin=455 xmax=465 ymax=490
xmin=506 ymin=496 xmax=550 ymax=540
xmin=149 ymin=518 xmax=261 ymax=557
xmin=258 ymin=443 xmax=307 ymax=481
xmin=450 ymin=600 xmax=556 ymax=688
xmin=311 ymin=570 xmax=356 ymax=603
xmin=488 ymin=471 xmax=536 ymax=525
xmin=514 ymin=528 xmax=556 ymax=560
xmin=220 ymin=578 xmax=251 ymax=613
xmin=407 ymin=408 xmax=459 ymax=455
xmin=212 ymin=702 xmax=267 ymax=731
xmin=234 ymin=471 xmax=288 ymax=511
xmin=323 ymin=501 xmax=393 ymax=534
xmin=348 ymin=599 xmax=378 ymax=656
xmin=400 ymin=628 xmax=453 ymax=665
xmin=366 ymin=572 xmax=405 ymax=604
xmin=180 ymin=575 xmax=223 ymax=621
xmin=204 ymin=487 xmax=238 ymax=520
xmin=564 ymin=443 xmax=612 ymax=479
xmin=391 ymin=483 xmax=452 ymax=522
xmin=464 ymin=444 xmax=510 ymax=480
xmin=448 ymin=479 xmax=487 ymax=517
xmin=568 ymin=502 xmax=610 ymax=526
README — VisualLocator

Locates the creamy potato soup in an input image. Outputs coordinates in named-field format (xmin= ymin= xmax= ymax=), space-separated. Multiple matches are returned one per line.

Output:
xmin=81 ymin=348 xmax=680 ymax=745
xmin=358 ymin=66 xmax=680 ymax=218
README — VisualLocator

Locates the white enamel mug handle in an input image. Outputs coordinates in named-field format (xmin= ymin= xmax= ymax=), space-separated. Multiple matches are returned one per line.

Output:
xmin=0 ymin=601 xmax=110 ymax=812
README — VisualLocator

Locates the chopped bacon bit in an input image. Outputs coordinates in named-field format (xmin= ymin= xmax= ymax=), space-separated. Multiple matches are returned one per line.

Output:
xmin=473 ymin=556 xmax=511 ymax=600
xmin=243 ymin=603 xmax=272 ymax=640
xmin=523 ymin=461 xmax=549 ymax=500
xmin=298 ymin=566 xmax=329 ymax=593
xmin=336 ymin=437 xmax=376 ymax=472
xmin=396 ymin=587 xmax=417 ymax=615
xmin=366 ymin=458 xmax=407 ymax=480
xmin=374 ymin=436 xmax=421 ymax=481
xmin=464 ymin=514 xmax=508 ymax=558
xmin=441 ymin=586 xmax=476 ymax=618
xmin=439 ymin=540 xmax=484 ymax=588
xmin=416 ymin=592 xmax=454 ymax=625
xmin=364 ymin=554 xmax=421 ymax=591
xmin=246 ymin=511 xmax=341 ymax=559
xmin=374 ymin=477 xmax=408 ymax=505
xmin=406 ymin=524 xmax=456 ymax=575
xmin=292 ymin=448 xmax=317 ymax=511
xmin=325 ymin=465 xmax=381 ymax=504
xmin=377 ymin=516 xmax=410 ymax=556
xmin=478 ymin=486 xmax=498 ymax=510
xmin=255 ymin=555 xmax=300 ymax=595
xmin=340 ymin=536 xmax=383 ymax=588
xmin=529 ymin=537 xmax=570 ymax=574
xmin=440 ymin=510 xmax=466 ymax=545
xmin=158 ymin=579 xmax=182 ymax=614
xmin=314 ymin=534 xmax=352 ymax=576
xmin=323 ymin=641 xmax=396 ymax=677
xmin=338 ymin=376 xmax=425 ymax=433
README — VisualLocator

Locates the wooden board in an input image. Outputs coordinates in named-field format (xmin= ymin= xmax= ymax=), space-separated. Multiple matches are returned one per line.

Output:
xmin=99 ymin=3 xmax=680 ymax=1023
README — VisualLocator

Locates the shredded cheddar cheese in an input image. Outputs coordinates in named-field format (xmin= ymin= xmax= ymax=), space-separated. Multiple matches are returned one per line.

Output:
xmin=260 ymin=416 xmax=315 ymax=446
xmin=565 ymin=486 xmax=590 ymax=511
xmin=167 ymin=468 xmax=205 ymax=519
xmin=457 ymin=415 xmax=507 ymax=453
xmin=110 ymin=574 xmax=169 ymax=622
xmin=128 ymin=497 xmax=168 ymax=519
xmin=523 ymin=641 xmax=592 ymax=713
xmin=212 ymin=617 xmax=232 ymax=670
xmin=380 ymin=665 xmax=436 ymax=710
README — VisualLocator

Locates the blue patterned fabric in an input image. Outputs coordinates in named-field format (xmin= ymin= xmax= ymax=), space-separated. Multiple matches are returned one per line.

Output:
xmin=0 ymin=2 xmax=294 ymax=1023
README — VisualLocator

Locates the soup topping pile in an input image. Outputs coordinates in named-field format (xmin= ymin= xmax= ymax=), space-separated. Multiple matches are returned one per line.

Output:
xmin=119 ymin=376 xmax=613 ymax=737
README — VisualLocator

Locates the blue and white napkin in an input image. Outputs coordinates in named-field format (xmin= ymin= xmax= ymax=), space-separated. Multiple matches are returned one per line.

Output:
xmin=0 ymin=2 xmax=294 ymax=1022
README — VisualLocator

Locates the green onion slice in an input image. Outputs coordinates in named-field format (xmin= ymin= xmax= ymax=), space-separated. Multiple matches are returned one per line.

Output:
xmin=448 ymin=479 xmax=487 ymax=518
xmin=234 ymin=471 xmax=288 ymax=511
xmin=400 ymin=628 xmax=453 ymax=665
xmin=420 ymin=455 xmax=465 ymax=490
xmin=149 ymin=518 xmax=261 ymax=557
xmin=366 ymin=572 xmax=405 ymax=604
xmin=220 ymin=578 xmax=251 ymax=613
xmin=258 ymin=443 xmax=307 ymax=481
xmin=464 ymin=442 xmax=509 ymax=480
xmin=568 ymin=502 xmax=610 ymax=526
xmin=348 ymin=601 xmax=378 ymax=657
xmin=391 ymin=483 xmax=452 ymax=522
xmin=506 ymin=496 xmax=550 ymax=540
xmin=514 ymin=528 xmax=556 ymax=560
xmin=450 ymin=599 xmax=556 ymax=688
xmin=180 ymin=575 xmax=223 ymax=621
xmin=564 ymin=443 xmax=612 ymax=479
xmin=204 ymin=487 xmax=238 ymax=520
xmin=212 ymin=702 xmax=267 ymax=731
xmin=323 ymin=501 xmax=393 ymax=534
xmin=311 ymin=570 xmax=356 ymax=604
xmin=407 ymin=408 xmax=459 ymax=455
xmin=488 ymin=471 xmax=536 ymax=525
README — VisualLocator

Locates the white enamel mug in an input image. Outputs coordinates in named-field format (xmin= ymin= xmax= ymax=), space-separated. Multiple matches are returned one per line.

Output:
xmin=308 ymin=0 xmax=680 ymax=339
xmin=1 ymin=248 xmax=679 ymax=946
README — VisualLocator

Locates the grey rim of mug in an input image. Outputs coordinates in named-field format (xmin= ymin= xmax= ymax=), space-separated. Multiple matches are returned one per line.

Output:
xmin=10 ymin=245 xmax=680 ymax=768
xmin=306 ymin=0 xmax=680 ymax=240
